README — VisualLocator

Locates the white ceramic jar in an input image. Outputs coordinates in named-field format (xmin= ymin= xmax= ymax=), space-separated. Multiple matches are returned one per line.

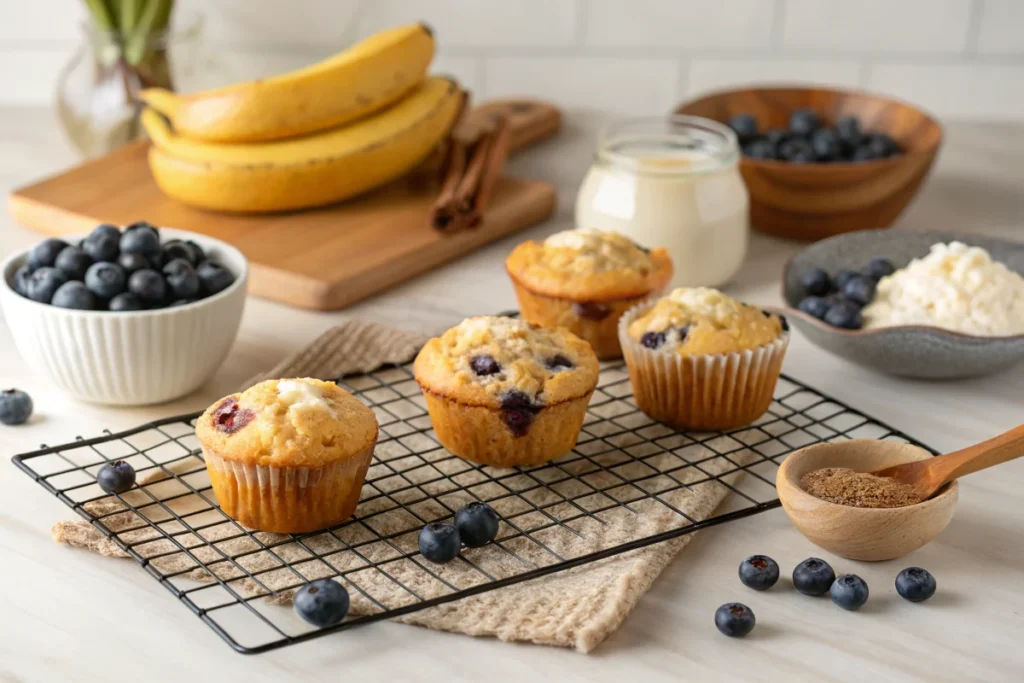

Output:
xmin=575 ymin=115 xmax=749 ymax=288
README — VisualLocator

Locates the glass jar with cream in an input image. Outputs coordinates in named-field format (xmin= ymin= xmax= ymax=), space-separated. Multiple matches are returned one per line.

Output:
xmin=575 ymin=116 xmax=749 ymax=288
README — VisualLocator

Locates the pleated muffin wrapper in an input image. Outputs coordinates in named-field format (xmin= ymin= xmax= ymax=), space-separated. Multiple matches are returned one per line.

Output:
xmin=617 ymin=301 xmax=790 ymax=431
xmin=202 ymin=442 xmax=375 ymax=534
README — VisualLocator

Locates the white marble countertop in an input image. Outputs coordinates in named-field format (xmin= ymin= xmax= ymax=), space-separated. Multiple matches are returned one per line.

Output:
xmin=1 ymin=107 xmax=1022 ymax=682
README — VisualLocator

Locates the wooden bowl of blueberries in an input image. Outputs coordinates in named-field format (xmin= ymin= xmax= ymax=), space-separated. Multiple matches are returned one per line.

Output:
xmin=676 ymin=86 xmax=943 ymax=240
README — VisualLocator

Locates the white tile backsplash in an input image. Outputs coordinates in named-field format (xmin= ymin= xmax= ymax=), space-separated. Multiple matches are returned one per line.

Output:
xmin=2 ymin=0 xmax=1023 ymax=120
xmin=584 ymin=0 xmax=774 ymax=48
xmin=782 ymin=0 xmax=973 ymax=53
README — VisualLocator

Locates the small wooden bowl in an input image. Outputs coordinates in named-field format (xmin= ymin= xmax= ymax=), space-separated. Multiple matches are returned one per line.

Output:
xmin=676 ymin=87 xmax=943 ymax=240
xmin=776 ymin=439 xmax=958 ymax=561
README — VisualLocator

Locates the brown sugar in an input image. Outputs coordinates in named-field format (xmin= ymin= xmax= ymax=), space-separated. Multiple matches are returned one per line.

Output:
xmin=799 ymin=467 xmax=923 ymax=508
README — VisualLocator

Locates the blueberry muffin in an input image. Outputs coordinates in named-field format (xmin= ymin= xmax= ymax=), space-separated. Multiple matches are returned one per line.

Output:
xmin=505 ymin=229 xmax=673 ymax=359
xmin=619 ymin=288 xmax=789 ymax=431
xmin=413 ymin=316 xmax=599 ymax=467
xmin=195 ymin=378 xmax=378 ymax=533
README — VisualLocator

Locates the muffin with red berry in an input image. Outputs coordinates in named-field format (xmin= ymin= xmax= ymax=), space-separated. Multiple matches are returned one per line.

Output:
xmin=505 ymin=229 xmax=673 ymax=359
xmin=619 ymin=288 xmax=789 ymax=431
xmin=413 ymin=316 xmax=599 ymax=467
xmin=195 ymin=378 xmax=378 ymax=533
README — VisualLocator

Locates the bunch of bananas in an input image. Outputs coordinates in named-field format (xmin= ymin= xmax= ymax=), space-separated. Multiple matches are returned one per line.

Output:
xmin=140 ymin=24 xmax=464 ymax=213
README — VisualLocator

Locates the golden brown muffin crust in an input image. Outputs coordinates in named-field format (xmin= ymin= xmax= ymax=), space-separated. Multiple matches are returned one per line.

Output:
xmin=413 ymin=316 xmax=599 ymax=408
xmin=627 ymin=287 xmax=784 ymax=356
xmin=505 ymin=229 xmax=673 ymax=301
xmin=195 ymin=378 xmax=378 ymax=468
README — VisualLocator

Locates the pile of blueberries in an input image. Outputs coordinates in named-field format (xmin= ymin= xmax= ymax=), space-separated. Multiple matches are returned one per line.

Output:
xmin=715 ymin=555 xmax=937 ymax=638
xmin=795 ymin=257 xmax=896 ymax=330
xmin=12 ymin=222 xmax=236 ymax=311
xmin=728 ymin=110 xmax=901 ymax=163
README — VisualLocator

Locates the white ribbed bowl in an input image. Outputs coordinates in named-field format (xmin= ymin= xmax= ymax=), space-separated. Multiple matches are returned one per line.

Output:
xmin=0 ymin=228 xmax=248 ymax=405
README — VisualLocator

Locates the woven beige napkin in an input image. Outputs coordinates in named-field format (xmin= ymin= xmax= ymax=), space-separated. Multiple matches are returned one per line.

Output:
xmin=52 ymin=320 xmax=752 ymax=653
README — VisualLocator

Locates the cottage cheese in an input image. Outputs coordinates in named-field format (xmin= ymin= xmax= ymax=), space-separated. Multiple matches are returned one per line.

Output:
xmin=862 ymin=242 xmax=1024 ymax=336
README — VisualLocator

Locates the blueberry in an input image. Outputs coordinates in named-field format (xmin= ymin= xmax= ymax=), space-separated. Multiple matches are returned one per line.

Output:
xmin=830 ymin=574 xmax=869 ymax=610
xmin=128 ymin=269 xmax=167 ymax=305
xmin=162 ymin=239 xmax=204 ymax=266
xmin=836 ymin=116 xmax=863 ymax=147
xmin=678 ymin=324 xmax=691 ymax=342
xmin=27 ymin=238 xmax=70 ymax=268
xmin=118 ymin=252 xmax=151 ymax=275
xmin=841 ymin=275 xmax=876 ymax=306
xmin=824 ymin=300 xmax=864 ymax=329
xmin=82 ymin=233 xmax=120 ymax=263
xmin=470 ymin=354 xmax=501 ymax=376
xmin=800 ymin=267 xmax=832 ymax=296
xmin=196 ymin=261 xmax=235 ymax=297
xmin=88 ymin=223 xmax=121 ymax=243
xmin=212 ymin=398 xmax=255 ymax=434
xmin=810 ymin=128 xmax=841 ymax=161
xmin=169 ymin=299 xmax=197 ymax=307
xmin=793 ymin=557 xmax=836 ymax=596
xmin=96 ymin=460 xmax=136 ymax=494
xmin=108 ymin=292 xmax=144 ymax=311
xmin=788 ymin=108 xmax=820 ymax=137
xmin=13 ymin=263 xmax=36 ymax=296
xmin=84 ymin=262 xmax=127 ymax=300
xmin=454 ymin=501 xmax=499 ymax=548
xmin=545 ymin=354 xmax=574 ymax=371
xmin=500 ymin=389 xmax=540 ymax=437
xmin=418 ymin=522 xmax=461 ymax=563
xmin=51 ymin=281 xmax=95 ymax=310
xmin=571 ymin=301 xmax=611 ymax=320
xmin=24 ymin=267 xmax=68 ymax=303
xmin=54 ymin=246 xmax=93 ymax=280
xmin=743 ymin=138 xmax=776 ymax=160
xmin=714 ymin=602 xmax=755 ymax=638
xmin=867 ymin=133 xmax=898 ymax=158
xmin=765 ymin=129 xmax=787 ymax=153
xmin=834 ymin=270 xmax=859 ymax=290
xmin=640 ymin=331 xmax=666 ymax=349
xmin=738 ymin=555 xmax=780 ymax=591
xmin=851 ymin=145 xmax=879 ymax=162
xmin=798 ymin=296 xmax=831 ymax=320
xmin=120 ymin=225 xmax=161 ymax=259
xmin=163 ymin=258 xmax=200 ymax=299
xmin=862 ymin=257 xmax=896 ymax=281
xmin=727 ymin=113 xmax=759 ymax=144
xmin=124 ymin=220 xmax=158 ymax=236
xmin=896 ymin=567 xmax=936 ymax=602
xmin=0 ymin=388 xmax=33 ymax=426
xmin=779 ymin=137 xmax=815 ymax=163
xmin=294 ymin=579 xmax=350 ymax=627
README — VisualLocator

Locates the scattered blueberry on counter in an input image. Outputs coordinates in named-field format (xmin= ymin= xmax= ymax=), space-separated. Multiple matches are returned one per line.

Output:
xmin=11 ymin=222 xmax=236 ymax=311
xmin=418 ymin=522 xmax=461 ymax=564
xmin=795 ymin=257 xmax=896 ymax=330
xmin=729 ymin=110 xmax=902 ymax=163
xmin=454 ymin=501 xmax=500 ymax=548
xmin=896 ymin=567 xmax=937 ymax=602
xmin=738 ymin=555 xmax=780 ymax=591
xmin=715 ymin=602 xmax=756 ymax=637
xmin=792 ymin=557 xmax=836 ymax=596
xmin=0 ymin=388 xmax=33 ymax=426
xmin=96 ymin=460 xmax=136 ymax=494
xmin=830 ymin=574 xmax=870 ymax=610
xmin=294 ymin=578 xmax=350 ymax=627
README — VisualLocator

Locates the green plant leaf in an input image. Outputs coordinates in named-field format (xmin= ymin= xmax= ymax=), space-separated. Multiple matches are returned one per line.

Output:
xmin=124 ymin=0 xmax=175 ymax=65
xmin=83 ymin=0 xmax=117 ymax=31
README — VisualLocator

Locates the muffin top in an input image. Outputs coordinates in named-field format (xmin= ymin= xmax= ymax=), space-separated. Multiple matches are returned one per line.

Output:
xmin=627 ymin=288 xmax=786 ymax=356
xmin=505 ymin=229 xmax=673 ymax=301
xmin=195 ymin=378 xmax=378 ymax=468
xmin=413 ymin=316 xmax=599 ymax=408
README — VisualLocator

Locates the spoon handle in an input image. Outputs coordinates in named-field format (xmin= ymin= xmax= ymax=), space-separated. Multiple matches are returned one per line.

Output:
xmin=933 ymin=424 xmax=1024 ymax=485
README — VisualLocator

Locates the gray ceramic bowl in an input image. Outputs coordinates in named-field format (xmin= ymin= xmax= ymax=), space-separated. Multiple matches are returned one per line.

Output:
xmin=782 ymin=230 xmax=1024 ymax=379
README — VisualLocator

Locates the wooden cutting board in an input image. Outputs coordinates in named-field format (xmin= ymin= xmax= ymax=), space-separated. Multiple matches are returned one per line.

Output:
xmin=8 ymin=100 xmax=560 ymax=311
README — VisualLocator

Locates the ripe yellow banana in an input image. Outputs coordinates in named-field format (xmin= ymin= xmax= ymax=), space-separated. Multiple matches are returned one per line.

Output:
xmin=144 ymin=77 xmax=464 ymax=213
xmin=140 ymin=23 xmax=434 ymax=143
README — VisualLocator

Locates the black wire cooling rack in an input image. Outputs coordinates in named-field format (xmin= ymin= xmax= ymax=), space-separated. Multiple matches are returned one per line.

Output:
xmin=13 ymin=360 xmax=935 ymax=654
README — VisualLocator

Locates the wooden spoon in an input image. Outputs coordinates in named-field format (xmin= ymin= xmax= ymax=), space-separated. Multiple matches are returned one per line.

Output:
xmin=872 ymin=424 xmax=1024 ymax=501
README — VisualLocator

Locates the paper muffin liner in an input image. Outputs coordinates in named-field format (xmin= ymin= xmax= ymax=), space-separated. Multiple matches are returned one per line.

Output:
xmin=509 ymin=277 xmax=662 ymax=360
xmin=202 ymin=443 xmax=374 ymax=534
xmin=420 ymin=388 xmax=594 ymax=468
xmin=618 ymin=301 xmax=790 ymax=431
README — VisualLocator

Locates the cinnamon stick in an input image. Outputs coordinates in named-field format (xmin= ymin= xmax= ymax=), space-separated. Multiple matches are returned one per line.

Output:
xmin=466 ymin=114 xmax=511 ymax=226
xmin=430 ymin=138 xmax=467 ymax=231
xmin=453 ymin=133 xmax=493 ymax=217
